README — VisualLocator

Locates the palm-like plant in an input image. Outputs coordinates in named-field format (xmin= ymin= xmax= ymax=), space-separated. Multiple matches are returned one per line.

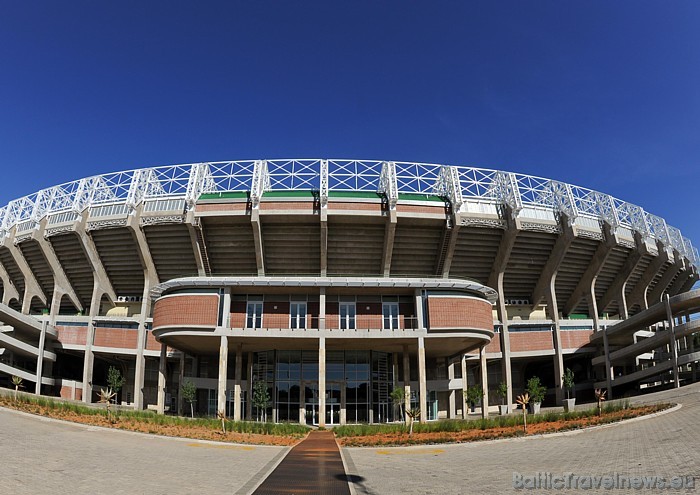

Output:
xmin=217 ymin=410 xmax=227 ymax=434
xmin=406 ymin=407 xmax=421 ymax=436
xmin=11 ymin=375 xmax=23 ymax=401
xmin=390 ymin=386 xmax=405 ymax=422
xmin=516 ymin=393 xmax=529 ymax=433
xmin=98 ymin=388 xmax=117 ymax=423
xmin=595 ymin=388 xmax=606 ymax=416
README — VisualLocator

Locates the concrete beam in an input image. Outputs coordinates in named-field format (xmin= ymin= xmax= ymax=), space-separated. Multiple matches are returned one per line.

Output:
xmin=626 ymin=241 xmax=669 ymax=312
xmin=217 ymin=335 xmax=228 ymax=418
xmin=479 ymin=347 xmax=489 ymax=419
xmin=598 ymin=234 xmax=647 ymax=316
xmin=563 ymin=223 xmax=616 ymax=316
xmin=0 ymin=262 xmax=20 ymax=306
xmin=2 ymin=234 xmax=47 ymax=314
xmin=418 ymin=336 xmax=427 ymax=423
xmin=320 ymin=206 xmax=328 ymax=277
xmin=250 ymin=209 xmax=265 ymax=276
xmin=381 ymin=210 xmax=397 ymax=277
xmin=487 ymin=208 xmax=517 ymax=290
xmin=34 ymin=220 xmax=84 ymax=318
xmin=546 ymin=277 xmax=565 ymax=404
xmin=648 ymin=253 xmax=684 ymax=304
xmin=74 ymin=214 xmax=118 ymax=306
xmin=185 ymin=214 xmax=207 ymax=277
xmin=530 ymin=218 xmax=574 ymax=310
xmin=437 ymin=221 xmax=459 ymax=277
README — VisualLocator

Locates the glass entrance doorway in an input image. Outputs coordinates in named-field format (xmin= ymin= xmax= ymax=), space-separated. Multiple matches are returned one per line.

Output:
xmin=304 ymin=382 xmax=341 ymax=426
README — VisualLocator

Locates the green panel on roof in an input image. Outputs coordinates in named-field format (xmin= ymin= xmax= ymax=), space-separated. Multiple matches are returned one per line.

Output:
xmin=328 ymin=191 xmax=384 ymax=199
xmin=198 ymin=191 xmax=249 ymax=200
xmin=397 ymin=193 xmax=445 ymax=202
xmin=262 ymin=190 xmax=316 ymax=198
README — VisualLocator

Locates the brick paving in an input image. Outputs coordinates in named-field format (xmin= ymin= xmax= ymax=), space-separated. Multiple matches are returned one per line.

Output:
xmin=1 ymin=383 xmax=698 ymax=494
xmin=254 ymin=430 xmax=350 ymax=495
xmin=342 ymin=383 xmax=700 ymax=494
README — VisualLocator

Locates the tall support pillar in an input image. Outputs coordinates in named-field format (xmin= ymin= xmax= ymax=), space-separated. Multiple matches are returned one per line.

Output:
xmin=177 ymin=352 xmax=185 ymax=416
xmin=247 ymin=351 xmax=254 ymax=420
xmin=480 ymin=347 xmax=489 ymax=419
xmin=547 ymin=278 xmax=565 ymax=405
xmin=157 ymin=343 xmax=167 ymax=414
xmin=82 ymin=284 xmax=102 ymax=403
xmin=418 ymin=337 xmax=427 ymax=423
xmin=234 ymin=343 xmax=243 ymax=421
xmin=402 ymin=345 xmax=410 ymax=423
xmin=447 ymin=359 xmax=456 ymax=419
xmin=603 ymin=331 xmax=613 ymax=399
xmin=496 ymin=277 xmax=513 ymax=412
xmin=461 ymin=354 xmax=468 ymax=418
xmin=664 ymin=294 xmax=680 ymax=388
xmin=319 ymin=287 xmax=326 ymax=330
xmin=35 ymin=320 xmax=47 ymax=395
xmin=318 ymin=337 xmax=326 ymax=427
xmin=217 ymin=336 xmax=229 ymax=418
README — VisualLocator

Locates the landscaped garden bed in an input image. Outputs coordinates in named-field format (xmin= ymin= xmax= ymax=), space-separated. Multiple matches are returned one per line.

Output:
xmin=0 ymin=394 xmax=308 ymax=446
xmin=0 ymin=393 xmax=672 ymax=448
xmin=334 ymin=402 xmax=672 ymax=447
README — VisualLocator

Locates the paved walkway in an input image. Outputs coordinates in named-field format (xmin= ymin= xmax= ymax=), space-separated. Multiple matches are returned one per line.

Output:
xmin=254 ymin=430 xmax=350 ymax=495
xmin=343 ymin=383 xmax=700 ymax=494
xmin=1 ymin=382 xmax=699 ymax=494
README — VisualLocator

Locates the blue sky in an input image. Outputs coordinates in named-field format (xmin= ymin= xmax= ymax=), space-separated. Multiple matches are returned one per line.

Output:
xmin=1 ymin=1 xmax=699 ymax=244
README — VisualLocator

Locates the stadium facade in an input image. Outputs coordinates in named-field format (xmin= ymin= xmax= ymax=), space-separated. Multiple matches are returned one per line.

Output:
xmin=0 ymin=159 xmax=698 ymax=426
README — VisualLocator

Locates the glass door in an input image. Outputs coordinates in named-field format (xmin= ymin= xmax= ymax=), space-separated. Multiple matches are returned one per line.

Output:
xmin=305 ymin=382 xmax=320 ymax=425
xmin=326 ymin=382 xmax=341 ymax=425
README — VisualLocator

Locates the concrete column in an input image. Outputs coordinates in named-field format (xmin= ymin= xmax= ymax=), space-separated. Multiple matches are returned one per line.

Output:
xmin=461 ymin=354 xmax=468 ymax=418
xmin=319 ymin=287 xmax=326 ymax=330
xmin=664 ymin=294 xmax=680 ymax=388
xmin=402 ymin=345 xmax=410 ymax=423
xmin=234 ymin=343 xmax=243 ymax=421
xmin=414 ymin=289 xmax=425 ymax=329
xmin=447 ymin=359 xmax=456 ymax=419
xmin=82 ymin=284 xmax=102 ymax=403
xmin=217 ymin=336 xmax=229 ymax=417
xmin=246 ymin=351 xmax=254 ymax=420
xmin=496 ymin=274 xmax=513 ymax=412
xmin=340 ymin=383 xmax=347 ymax=425
xmin=318 ymin=337 xmax=326 ymax=427
xmin=177 ymin=352 xmax=185 ymax=416
xmin=156 ymin=343 xmax=167 ymax=414
xmin=547 ymin=278 xmax=564 ymax=405
xmin=603 ymin=331 xmax=613 ymax=398
xmin=35 ymin=320 xmax=47 ymax=395
xmin=418 ymin=337 xmax=427 ymax=423
xmin=480 ymin=347 xmax=489 ymax=418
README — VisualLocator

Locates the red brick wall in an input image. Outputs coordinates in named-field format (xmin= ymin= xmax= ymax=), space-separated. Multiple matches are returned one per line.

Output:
xmin=328 ymin=202 xmax=383 ymax=212
xmin=146 ymin=332 xmax=161 ymax=351
xmin=195 ymin=202 xmax=248 ymax=212
xmin=560 ymin=330 xmax=594 ymax=350
xmin=326 ymin=301 xmax=339 ymax=329
xmin=60 ymin=385 xmax=82 ymax=401
xmin=93 ymin=328 xmax=138 ymax=349
xmin=396 ymin=204 xmax=446 ymax=215
xmin=152 ymin=294 xmax=219 ymax=329
xmin=260 ymin=201 xmax=314 ymax=211
xmin=230 ymin=301 xmax=247 ymax=328
xmin=427 ymin=296 xmax=493 ymax=332
xmin=510 ymin=332 xmax=554 ymax=352
xmin=485 ymin=336 xmax=502 ymax=353
xmin=262 ymin=301 xmax=290 ymax=328
xmin=55 ymin=326 xmax=88 ymax=345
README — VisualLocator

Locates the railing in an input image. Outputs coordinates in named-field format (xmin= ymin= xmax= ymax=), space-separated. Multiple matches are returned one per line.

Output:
xmin=238 ymin=316 xmax=421 ymax=332
xmin=0 ymin=159 xmax=694 ymax=265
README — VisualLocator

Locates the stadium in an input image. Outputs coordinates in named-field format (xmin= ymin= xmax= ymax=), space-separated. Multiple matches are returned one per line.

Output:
xmin=0 ymin=159 xmax=698 ymax=427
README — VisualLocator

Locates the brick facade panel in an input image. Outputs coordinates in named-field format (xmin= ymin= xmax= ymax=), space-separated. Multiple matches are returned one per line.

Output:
xmin=195 ymin=202 xmax=248 ymax=212
xmin=152 ymin=295 xmax=219 ymax=329
xmin=260 ymin=201 xmax=314 ymax=211
xmin=93 ymin=328 xmax=138 ymax=349
xmin=561 ymin=330 xmax=594 ymax=350
xmin=396 ymin=204 xmax=446 ymax=215
xmin=328 ymin=202 xmax=383 ymax=212
xmin=55 ymin=326 xmax=88 ymax=345
xmin=427 ymin=297 xmax=493 ymax=332
xmin=510 ymin=332 xmax=554 ymax=352
xmin=485 ymin=337 xmax=501 ymax=353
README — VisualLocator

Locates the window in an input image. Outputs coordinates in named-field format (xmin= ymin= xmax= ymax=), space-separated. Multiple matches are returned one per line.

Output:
xmin=290 ymin=302 xmax=307 ymax=329
xmin=246 ymin=300 xmax=263 ymax=329
xmin=382 ymin=302 xmax=399 ymax=330
xmin=339 ymin=302 xmax=356 ymax=330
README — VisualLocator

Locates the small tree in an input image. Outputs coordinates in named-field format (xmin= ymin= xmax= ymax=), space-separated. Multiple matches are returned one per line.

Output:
xmin=406 ymin=407 xmax=421 ymax=435
xmin=98 ymin=388 xmax=117 ymax=423
xmin=516 ymin=393 xmax=529 ymax=433
xmin=217 ymin=410 xmax=227 ymax=434
xmin=390 ymin=386 xmax=405 ymax=422
xmin=465 ymin=384 xmax=483 ymax=411
xmin=106 ymin=366 xmax=126 ymax=404
xmin=526 ymin=376 xmax=546 ymax=404
xmin=595 ymin=388 xmax=607 ymax=416
xmin=11 ymin=375 xmax=23 ymax=401
xmin=563 ymin=368 xmax=575 ymax=400
xmin=496 ymin=381 xmax=509 ymax=406
xmin=181 ymin=379 xmax=197 ymax=418
xmin=252 ymin=380 xmax=270 ymax=422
